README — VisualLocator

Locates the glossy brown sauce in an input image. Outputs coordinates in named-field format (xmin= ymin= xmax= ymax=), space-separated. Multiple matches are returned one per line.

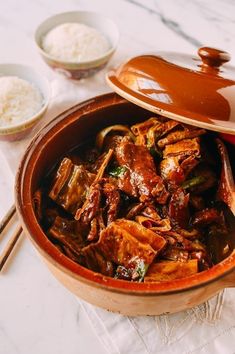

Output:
xmin=34 ymin=117 xmax=235 ymax=282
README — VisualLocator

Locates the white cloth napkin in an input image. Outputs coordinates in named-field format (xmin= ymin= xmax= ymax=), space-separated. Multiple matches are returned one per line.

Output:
xmin=1 ymin=75 xmax=235 ymax=354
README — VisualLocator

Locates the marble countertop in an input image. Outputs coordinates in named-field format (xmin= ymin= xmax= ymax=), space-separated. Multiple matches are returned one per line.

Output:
xmin=0 ymin=1 xmax=235 ymax=353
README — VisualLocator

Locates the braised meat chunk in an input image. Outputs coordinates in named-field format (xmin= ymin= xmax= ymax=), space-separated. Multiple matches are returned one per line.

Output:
xmin=34 ymin=115 xmax=234 ymax=283
xmin=168 ymin=188 xmax=190 ymax=229
xmin=49 ymin=216 xmax=87 ymax=263
xmin=192 ymin=208 xmax=224 ymax=227
xmin=145 ymin=260 xmax=198 ymax=282
xmin=75 ymin=178 xmax=120 ymax=231
xmin=163 ymin=138 xmax=201 ymax=158
xmin=115 ymin=139 xmax=169 ymax=203
xmin=82 ymin=245 xmax=114 ymax=277
xmin=49 ymin=158 xmax=95 ymax=214
xmin=83 ymin=220 xmax=166 ymax=280
xmin=157 ymin=128 xmax=205 ymax=148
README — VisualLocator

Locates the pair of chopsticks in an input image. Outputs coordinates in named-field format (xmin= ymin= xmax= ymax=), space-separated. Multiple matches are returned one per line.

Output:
xmin=0 ymin=205 xmax=23 ymax=271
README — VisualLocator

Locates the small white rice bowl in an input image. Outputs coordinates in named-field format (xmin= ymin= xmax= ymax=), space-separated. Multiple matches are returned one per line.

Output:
xmin=0 ymin=76 xmax=43 ymax=127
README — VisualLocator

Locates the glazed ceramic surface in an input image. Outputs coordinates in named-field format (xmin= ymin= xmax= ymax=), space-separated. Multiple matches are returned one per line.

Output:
xmin=0 ymin=63 xmax=50 ymax=141
xmin=107 ymin=47 xmax=235 ymax=134
xmin=16 ymin=93 xmax=235 ymax=315
xmin=35 ymin=11 xmax=119 ymax=80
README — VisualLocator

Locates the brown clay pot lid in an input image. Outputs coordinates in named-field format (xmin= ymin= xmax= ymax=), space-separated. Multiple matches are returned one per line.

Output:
xmin=107 ymin=47 xmax=235 ymax=134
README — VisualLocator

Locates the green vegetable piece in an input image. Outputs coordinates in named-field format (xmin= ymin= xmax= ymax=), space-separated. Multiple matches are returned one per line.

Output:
xmin=149 ymin=146 xmax=162 ymax=158
xmin=115 ymin=259 xmax=148 ymax=282
xmin=182 ymin=175 xmax=206 ymax=189
xmin=109 ymin=166 xmax=127 ymax=178
xmin=135 ymin=259 xmax=149 ymax=282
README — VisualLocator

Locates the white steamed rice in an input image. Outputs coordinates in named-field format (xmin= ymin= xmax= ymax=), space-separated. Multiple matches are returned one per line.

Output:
xmin=42 ymin=22 xmax=110 ymax=62
xmin=0 ymin=76 xmax=43 ymax=127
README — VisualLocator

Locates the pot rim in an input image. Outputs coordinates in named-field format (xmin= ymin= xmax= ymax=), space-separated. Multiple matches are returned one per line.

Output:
xmin=15 ymin=92 xmax=235 ymax=296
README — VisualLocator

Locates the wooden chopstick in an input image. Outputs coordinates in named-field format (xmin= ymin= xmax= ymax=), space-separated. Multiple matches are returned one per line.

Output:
xmin=0 ymin=204 xmax=23 ymax=272
xmin=0 ymin=225 xmax=23 ymax=271
xmin=0 ymin=204 xmax=16 ymax=235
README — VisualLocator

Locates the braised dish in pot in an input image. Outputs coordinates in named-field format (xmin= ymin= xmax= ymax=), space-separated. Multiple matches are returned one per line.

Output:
xmin=33 ymin=116 xmax=234 ymax=283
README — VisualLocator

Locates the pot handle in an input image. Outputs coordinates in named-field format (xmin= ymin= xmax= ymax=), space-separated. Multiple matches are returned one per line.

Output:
xmin=198 ymin=47 xmax=231 ymax=70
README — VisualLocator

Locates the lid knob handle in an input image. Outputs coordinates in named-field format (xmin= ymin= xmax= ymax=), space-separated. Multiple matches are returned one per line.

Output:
xmin=198 ymin=47 xmax=231 ymax=69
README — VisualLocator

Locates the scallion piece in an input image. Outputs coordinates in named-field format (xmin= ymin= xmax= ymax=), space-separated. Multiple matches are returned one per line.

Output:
xmin=182 ymin=175 xmax=206 ymax=189
xmin=109 ymin=166 xmax=127 ymax=178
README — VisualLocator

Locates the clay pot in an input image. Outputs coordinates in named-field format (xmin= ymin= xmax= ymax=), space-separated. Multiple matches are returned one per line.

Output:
xmin=15 ymin=93 xmax=235 ymax=316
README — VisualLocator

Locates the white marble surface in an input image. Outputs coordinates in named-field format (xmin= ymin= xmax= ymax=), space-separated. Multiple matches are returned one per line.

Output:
xmin=0 ymin=1 xmax=235 ymax=353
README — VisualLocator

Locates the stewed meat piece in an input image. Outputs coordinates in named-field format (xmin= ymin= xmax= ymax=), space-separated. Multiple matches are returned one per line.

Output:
xmin=163 ymin=138 xmax=201 ymax=158
xmin=113 ymin=219 xmax=166 ymax=252
xmin=77 ymin=182 xmax=102 ymax=225
xmin=157 ymin=128 xmax=205 ymax=148
xmin=49 ymin=216 xmax=87 ymax=262
xmin=115 ymin=139 xmax=169 ymax=203
xmin=160 ymin=156 xmax=185 ymax=185
xmin=180 ymin=155 xmax=200 ymax=178
xmin=168 ymin=188 xmax=190 ymax=229
xmin=145 ymin=259 xmax=198 ymax=282
xmin=82 ymin=245 xmax=114 ymax=277
xmin=49 ymin=158 xmax=95 ymax=214
xmin=131 ymin=117 xmax=159 ymax=136
xmin=76 ymin=179 xmax=120 ymax=227
xmin=160 ymin=155 xmax=199 ymax=186
xmin=192 ymin=208 xmax=224 ymax=227
xmin=103 ymin=181 xmax=120 ymax=224
xmin=82 ymin=219 xmax=166 ymax=280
